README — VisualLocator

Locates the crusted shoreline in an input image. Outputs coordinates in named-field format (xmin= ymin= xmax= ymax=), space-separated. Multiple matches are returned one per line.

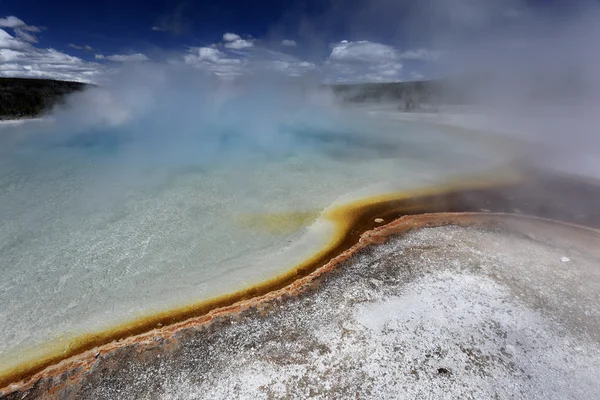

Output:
xmin=3 ymin=170 xmax=600 ymax=397
xmin=4 ymin=211 xmax=600 ymax=399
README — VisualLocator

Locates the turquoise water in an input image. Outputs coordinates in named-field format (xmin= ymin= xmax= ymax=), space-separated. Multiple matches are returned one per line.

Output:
xmin=0 ymin=89 xmax=507 ymax=380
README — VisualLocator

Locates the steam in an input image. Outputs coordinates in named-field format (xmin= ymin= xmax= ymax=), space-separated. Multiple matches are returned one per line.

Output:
xmin=430 ymin=1 xmax=600 ymax=176
xmin=13 ymin=0 xmax=600 ymax=183
xmin=5 ymin=63 xmax=376 ymax=203
xmin=3 ymin=3 xmax=600 ymax=388
xmin=280 ymin=0 xmax=600 ymax=177
xmin=50 ymin=64 xmax=349 ymax=162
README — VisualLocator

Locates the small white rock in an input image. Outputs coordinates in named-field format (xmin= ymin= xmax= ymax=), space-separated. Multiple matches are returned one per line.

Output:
xmin=561 ymin=257 xmax=570 ymax=263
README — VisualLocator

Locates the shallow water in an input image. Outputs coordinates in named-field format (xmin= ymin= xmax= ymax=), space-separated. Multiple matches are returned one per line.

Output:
xmin=0 ymin=114 xmax=507 ymax=382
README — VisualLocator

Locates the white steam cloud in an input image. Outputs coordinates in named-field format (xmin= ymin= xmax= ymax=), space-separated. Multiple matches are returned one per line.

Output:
xmin=31 ymin=63 xmax=354 ymax=197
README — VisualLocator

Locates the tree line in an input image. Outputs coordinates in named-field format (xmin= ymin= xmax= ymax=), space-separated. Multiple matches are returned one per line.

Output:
xmin=0 ymin=77 xmax=87 ymax=119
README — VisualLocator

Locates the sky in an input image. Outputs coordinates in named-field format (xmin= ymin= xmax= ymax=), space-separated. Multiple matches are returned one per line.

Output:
xmin=0 ymin=0 xmax=592 ymax=84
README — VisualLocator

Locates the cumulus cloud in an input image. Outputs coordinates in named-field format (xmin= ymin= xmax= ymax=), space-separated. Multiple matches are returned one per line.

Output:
xmin=185 ymin=47 xmax=223 ymax=63
xmin=329 ymin=40 xmax=399 ymax=63
xmin=184 ymin=47 xmax=242 ymax=65
xmin=183 ymin=47 xmax=244 ymax=78
xmin=224 ymin=38 xmax=253 ymax=50
xmin=326 ymin=40 xmax=404 ymax=83
xmin=96 ymin=53 xmax=149 ymax=62
xmin=270 ymin=60 xmax=315 ymax=77
xmin=182 ymin=45 xmax=317 ymax=80
xmin=221 ymin=32 xmax=254 ymax=49
xmin=0 ymin=13 xmax=420 ymax=84
xmin=223 ymin=32 xmax=241 ymax=42
xmin=186 ymin=39 xmax=408 ymax=83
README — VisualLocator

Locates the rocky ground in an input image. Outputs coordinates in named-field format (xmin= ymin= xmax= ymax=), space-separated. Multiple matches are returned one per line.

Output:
xmin=9 ymin=215 xmax=600 ymax=400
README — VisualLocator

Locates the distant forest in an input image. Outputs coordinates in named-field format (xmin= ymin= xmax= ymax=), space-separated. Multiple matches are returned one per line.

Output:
xmin=332 ymin=80 xmax=441 ymax=103
xmin=0 ymin=76 xmax=467 ymax=120
xmin=330 ymin=79 xmax=470 ymax=110
xmin=0 ymin=77 xmax=87 ymax=119
xmin=330 ymin=71 xmax=588 ymax=108
xmin=0 ymin=73 xmax=581 ymax=119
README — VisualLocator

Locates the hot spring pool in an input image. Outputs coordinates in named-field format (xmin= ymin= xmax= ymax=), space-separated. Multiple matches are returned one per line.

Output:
xmin=0 ymin=112 xmax=511 ymax=386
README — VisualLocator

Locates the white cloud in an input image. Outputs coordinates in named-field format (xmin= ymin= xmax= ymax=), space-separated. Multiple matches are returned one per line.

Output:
xmin=96 ymin=53 xmax=149 ymax=62
xmin=224 ymin=39 xmax=253 ymax=50
xmin=151 ymin=26 xmax=166 ymax=31
xmin=0 ymin=16 xmax=42 ymax=44
xmin=0 ymin=16 xmax=24 ymax=28
xmin=223 ymin=32 xmax=241 ymax=42
xmin=14 ymin=29 xmax=38 ymax=43
xmin=221 ymin=32 xmax=254 ymax=49
xmin=183 ymin=47 xmax=242 ymax=66
xmin=269 ymin=60 xmax=316 ymax=77
xmin=326 ymin=40 xmax=404 ymax=83
xmin=0 ymin=21 xmax=101 ymax=82
xmin=1 ymin=14 xmax=429 ymax=85
xmin=329 ymin=40 xmax=399 ymax=63
xmin=400 ymin=48 xmax=442 ymax=62
xmin=183 ymin=46 xmax=317 ymax=80
xmin=185 ymin=47 xmax=221 ymax=63
xmin=0 ymin=48 xmax=22 ymax=62
xmin=0 ymin=28 xmax=30 ymax=50
xmin=0 ymin=16 xmax=41 ymax=32
xmin=0 ymin=16 xmax=25 ymax=29
xmin=0 ymin=47 xmax=102 ymax=82
xmin=184 ymin=39 xmax=410 ymax=83
xmin=69 ymin=43 xmax=94 ymax=52
xmin=183 ymin=47 xmax=243 ymax=78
